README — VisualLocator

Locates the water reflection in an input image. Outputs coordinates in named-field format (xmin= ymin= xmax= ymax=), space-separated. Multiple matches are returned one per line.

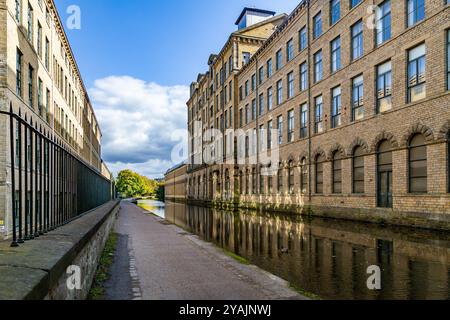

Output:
xmin=137 ymin=200 xmax=165 ymax=218
xmin=165 ymin=201 xmax=450 ymax=300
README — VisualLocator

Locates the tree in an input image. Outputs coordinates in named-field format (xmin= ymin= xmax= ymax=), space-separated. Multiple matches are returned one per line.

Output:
xmin=115 ymin=169 xmax=162 ymax=199
xmin=116 ymin=170 xmax=143 ymax=198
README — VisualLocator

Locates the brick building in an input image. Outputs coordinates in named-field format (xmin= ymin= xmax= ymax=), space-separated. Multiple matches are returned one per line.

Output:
xmin=0 ymin=0 xmax=108 ymax=238
xmin=187 ymin=1 xmax=450 ymax=230
xmin=165 ymin=163 xmax=188 ymax=202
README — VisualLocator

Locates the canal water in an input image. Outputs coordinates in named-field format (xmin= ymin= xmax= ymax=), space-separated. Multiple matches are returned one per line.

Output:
xmin=139 ymin=200 xmax=450 ymax=300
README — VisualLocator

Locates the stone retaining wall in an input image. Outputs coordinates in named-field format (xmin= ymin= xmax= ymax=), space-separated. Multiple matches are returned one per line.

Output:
xmin=0 ymin=200 xmax=119 ymax=300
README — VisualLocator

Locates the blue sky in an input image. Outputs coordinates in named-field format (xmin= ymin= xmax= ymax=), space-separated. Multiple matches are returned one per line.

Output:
xmin=54 ymin=0 xmax=299 ymax=178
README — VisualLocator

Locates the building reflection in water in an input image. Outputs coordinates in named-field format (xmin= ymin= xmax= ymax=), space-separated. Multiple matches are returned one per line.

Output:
xmin=164 ymin=201 xmax=450 ymax=300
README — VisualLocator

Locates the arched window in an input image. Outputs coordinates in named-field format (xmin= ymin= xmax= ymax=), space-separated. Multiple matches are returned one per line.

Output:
xmin=268 ymin=165 xmax=273 ymax=194
xmin=288 ymin=160 xmax=295 ymax=194
xmin=409 ymin=134 xmax=427 ymax=193
xmin=353 ymin=147 xmax=365 ymax=194
xmin=300 ymin=158 xmax=308 ymax=194
xmin=316 ymin=155 xmax=325 ymax=194
xmin=225 ymin=170 xmax=230 ymax=198
xmin=332 ymin=152 xmax=343 ymax=194
xmin=377 ymin=140 xmax=393 ymax=208
xmin=277 ymin=163 xmax=284 ymax=193
xmin=193 ymin=177 xmax=196 ymax=196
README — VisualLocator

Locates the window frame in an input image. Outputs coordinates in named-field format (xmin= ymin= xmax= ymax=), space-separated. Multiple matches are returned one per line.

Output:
xmin=407 ymin=44 xmax=426 ymax=103
xmin=351 ymin=20 xmax=364 ymax=61
xmin=408 ymin=134 xmax=428 ymax=194
xmin=352 ymin=75 xmax=364 ymax=121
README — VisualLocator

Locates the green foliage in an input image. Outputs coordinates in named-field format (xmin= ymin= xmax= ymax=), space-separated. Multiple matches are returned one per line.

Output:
xmin=88 ymin=232 xmax=118 ymax=300
xmin=116 ymin=169 xmax=161 ymax=198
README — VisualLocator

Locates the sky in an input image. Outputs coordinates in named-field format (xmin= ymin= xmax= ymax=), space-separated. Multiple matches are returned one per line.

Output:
xmin=55 ymin=0 xmax=300 ymax=178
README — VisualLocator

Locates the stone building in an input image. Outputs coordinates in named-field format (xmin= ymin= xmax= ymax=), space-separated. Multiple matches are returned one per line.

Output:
xmin=165 ymin=163 xmax=188 ymax=202
xmin=0 ymin=0 xmax=107 ymax=238
xmin=187 ymin=1 xmax=450 ymax=230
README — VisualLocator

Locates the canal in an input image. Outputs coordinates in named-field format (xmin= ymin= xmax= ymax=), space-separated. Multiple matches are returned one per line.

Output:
xmin=138 ymin=200 xmax=450 ymax=300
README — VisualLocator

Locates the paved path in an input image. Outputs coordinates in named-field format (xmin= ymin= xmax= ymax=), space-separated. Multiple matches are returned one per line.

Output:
xmin=105 ymin=201 xmax=305 ymax=300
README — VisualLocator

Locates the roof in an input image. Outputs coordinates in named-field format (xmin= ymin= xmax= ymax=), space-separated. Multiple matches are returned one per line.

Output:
xmin=235 ymin=7 xmax=276 ymax=25
xmin=165 ymin=162 xmax=188 ymax=175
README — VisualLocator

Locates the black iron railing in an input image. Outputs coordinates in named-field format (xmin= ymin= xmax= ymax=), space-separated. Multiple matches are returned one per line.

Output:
xmin=2 ymin=107 xmax=115 ymax=247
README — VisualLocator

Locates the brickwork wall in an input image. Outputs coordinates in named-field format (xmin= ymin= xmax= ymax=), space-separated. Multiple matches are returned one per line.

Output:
xmin=186 ymin=1 xmax=450 ymax=229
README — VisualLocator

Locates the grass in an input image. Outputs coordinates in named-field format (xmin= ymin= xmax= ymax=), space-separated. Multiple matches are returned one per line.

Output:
xmin=87 ymin=231 xmax=119 ymax=300
xmin=289 ymin=283 xmax=321 ymax=300
xmin=223 ymin=249 xmax=251 ymax=265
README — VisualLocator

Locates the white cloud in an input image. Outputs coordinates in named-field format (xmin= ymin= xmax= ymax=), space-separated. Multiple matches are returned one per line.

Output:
xmin=89 ymin=76 xmax=189 ymax=179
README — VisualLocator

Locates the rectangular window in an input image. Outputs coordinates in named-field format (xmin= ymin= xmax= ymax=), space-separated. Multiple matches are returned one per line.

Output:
xmin=315 ymin=96 xmax=323 ymax=134
xmin=313 ymin=12 xmax=322 ymax=39
xmin=351 ymin=20 xmax=363 ymax=60
xmin=27 ymin=3 xmax=33 ymax=43
xmin=239 ymin=108 xmax=243 ymax=127
xmin=245 ymin=104 xmax=250 ymax=124
xmin=251 ymin=74 xmax=256 ymax=91
xmin=408 ymin=44 xmax=426 ymax=103
xmin=376 ymin=1 xmax=391 ymax=45
xmin=331 ymin=86 xmax=342 ymax=128
xmin=243 ymin=52 xmax=251 ymax=66
xmin=314 ymin=50 xmax=323 ymax=83
xmin=377 ymin=61 xmax=392 ymax=113
xmin=37 ymin=22 xmax=42 ymax=57
xmin=288 ymin=110 xmax=295 ymax=142
xmin=267 ymin=87 xmax=273 ymax=111
xmin=277 ymin=116 xmax=283 ymax=145
xmin=299 ymin=27 xmax=307 ymax=51
xmin=45 ymin=89 xmax=50 ymax=122
xmin=352 ymin=75 xmax=364 ymax=121
xmin=287 ymin=72 xmax=294 ymax=99
xmin=245 ymin=80 xmax=249 ymax=96
xmin=447 ymin=31 xmax=450 ymax=90
xmin=267 ymin=59 xmax=273 ymax=78
xmin=259 ymin=66 xmax=264 ymax=85
xmin=287 ymin=39 xmax=294 ymax=62
xmin=331 ymin=36 xmax=341 ymax=73
xmin=407 ymin=0 xmax=425 ymax=27
xmin=45 ymin=37 xmax=49 ymax=69
xmin=300 ymin=62 xmax=308 ymax=91
xmin=28 ymin=64 xmax=34 ymax=108
xmin=276 ymin=49 xmax=283 ymax=70
xmin=15 ymin=0 xmax=21 ymax=22
xmin=239 ymin=86 xmax=243 ymax=101
xmin=252 ymin=99 xmax=257 ymax=120
xmin=259 ymin=94 xmax=264 ymax=116
xmin=38 ymin=78 xmax=43 ymax=116
xmin=331 ymin=0 xmax=340 ymax=25
xmin=16 ymin=49 xmax=23 ymax=97
xmin=259 ymin=124 xmax=265 ymax=151
xmin=300 ymin=103 xmax=308 ymax=138
xmin=276 ymin=80 xmax=283 ymax=105
xmin=267 ymin=120 xmax=273 ymax=150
